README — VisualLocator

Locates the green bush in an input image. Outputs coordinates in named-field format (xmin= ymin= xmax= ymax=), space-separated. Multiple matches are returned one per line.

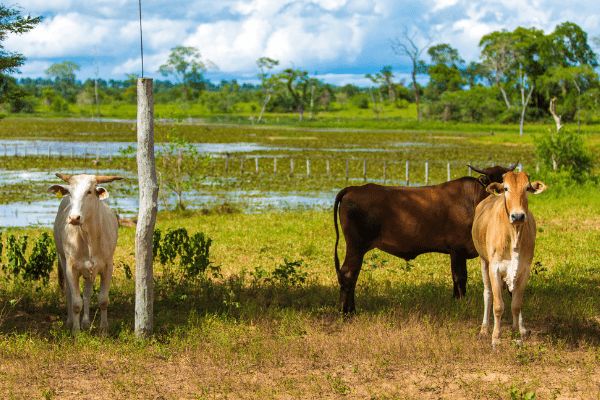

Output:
xmin=153 ymin=227 xmax=217 ymax=282
xmin=535 ymin=128 xmax=593 ymax=179
xmin=0 ymin=232 xmax=56 ymax=284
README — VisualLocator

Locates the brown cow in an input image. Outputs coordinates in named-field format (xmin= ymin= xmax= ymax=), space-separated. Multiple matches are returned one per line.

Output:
xmin=472 ymin=171 xmax=546 ymax=346
xmin=333 ymin=164 xmax=516 ymax=313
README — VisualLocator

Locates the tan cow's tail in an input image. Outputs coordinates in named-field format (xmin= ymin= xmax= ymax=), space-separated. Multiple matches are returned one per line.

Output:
xmin=334 ymin=187 xmax=349 ymax=274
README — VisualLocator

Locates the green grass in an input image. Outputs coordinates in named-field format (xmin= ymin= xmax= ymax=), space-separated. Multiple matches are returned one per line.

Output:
xmin=0 ymin=185 xmax=599 ymax=398
xmin=0 ymin=117 xmax=598 ymax=398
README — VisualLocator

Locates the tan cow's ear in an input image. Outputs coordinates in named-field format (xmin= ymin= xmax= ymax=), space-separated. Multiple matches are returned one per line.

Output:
xmin=528 ymin=181 xmax=546 ymax=194
xmin=485 ymin=182 xmax=504 ymax=196
xmin=96 ymin=186 xmax=110 ymax=200
xmin=48 ymin=184 xmax=69 ymax=197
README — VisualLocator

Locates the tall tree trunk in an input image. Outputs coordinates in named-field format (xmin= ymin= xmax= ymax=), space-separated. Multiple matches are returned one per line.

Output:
xmin=499 ymin=85 xmax=511 ymax=109
xmin=135 ymin=78 xmax=159 ymax=338
xmin=519 ymin=85 xmax=534 ymax=137
xmin=411 ymin=67 xmax=421 ymax=121
xmin=257 ymin=93 xmax=271 ymax=123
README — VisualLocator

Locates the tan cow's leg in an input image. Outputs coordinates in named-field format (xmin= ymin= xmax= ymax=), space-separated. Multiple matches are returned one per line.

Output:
xmin=511 ymin=282 xmax=529 ymax=340
xmin=66 ymin=263 xmax=83 ymax=335
xmin=490 ymin=262 xmax=504 ymax=347
xmin=81 ymin=277 xmax=93 ymax=330
xmin=479 ymin=259 xmax=492 ymax=336
xmin=98 ymin=263 xmax=113 ymax=335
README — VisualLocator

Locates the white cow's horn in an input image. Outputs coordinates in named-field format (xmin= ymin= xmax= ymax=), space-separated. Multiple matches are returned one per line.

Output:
xmin=96 ymin=175 xmax=124 ymax=183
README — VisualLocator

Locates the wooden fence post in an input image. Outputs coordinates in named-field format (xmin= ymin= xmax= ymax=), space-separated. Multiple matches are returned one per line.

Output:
xmin=255 ymin=157 xmax=259 ymax=174
xmin=326 ymin=159 xmax=330 ymax=176
xmin=383 ymin=160 xmax=387 ymax=183
xmin=135 ymin=78 xmax=158 ymax=338
xmin=363 ymin=159 xmax=367 ymax=181
xmin=405 ymin=160 xmax=410 ymax=186
xmin=273 ymin=157 xmax=277 ymax=174
xmin=345 ymin=159 xmax=349 ymax=181
xmin=306 ymin=158 xmax=311 ymax=177
xmin=290 ymin=158 xmax=294 ymax=175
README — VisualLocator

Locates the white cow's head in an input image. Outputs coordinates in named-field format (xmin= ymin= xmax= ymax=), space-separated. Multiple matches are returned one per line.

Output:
xmin=48 ymin=173 xmax=123 ymax=226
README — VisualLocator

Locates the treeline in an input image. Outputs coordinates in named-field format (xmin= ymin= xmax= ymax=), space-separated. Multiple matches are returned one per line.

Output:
xmin=1 ymin=21 xmax=599 ymax=126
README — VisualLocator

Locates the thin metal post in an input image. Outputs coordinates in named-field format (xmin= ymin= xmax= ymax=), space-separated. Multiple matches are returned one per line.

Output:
xmin=447 ymin=162 xmax=451 ymax=181
xmin=306 ymin=158 xmax=311 ymax=177
xmin=425 ymin=161 xmax=429 ymax=185
xmin=255 ymin=157 xmax=259 ymax=174
xmin=405 ymin=160 xmax=410 ymax=186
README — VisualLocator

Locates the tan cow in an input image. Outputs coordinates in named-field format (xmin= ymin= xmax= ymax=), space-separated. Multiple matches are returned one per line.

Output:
xmin=49 ymin=173 xmax=123 ymax=335
xmin=472 ymin=171 xmax=546 ymax=346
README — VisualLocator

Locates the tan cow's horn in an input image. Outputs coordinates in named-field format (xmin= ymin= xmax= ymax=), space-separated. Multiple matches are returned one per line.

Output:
xmin=95 ymin=175 xmax=124 ymax=183
xmin=55 ymin=173 xmax=72 ymax=182
xmin=507 ymin=161 xmax=519 ymax=171
xmin=466 ymin=164 xmax=487 ymax=175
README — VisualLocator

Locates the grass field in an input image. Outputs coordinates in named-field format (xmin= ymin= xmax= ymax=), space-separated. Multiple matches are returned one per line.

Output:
xmin=0 ymin=117 xmax=599 ymax=398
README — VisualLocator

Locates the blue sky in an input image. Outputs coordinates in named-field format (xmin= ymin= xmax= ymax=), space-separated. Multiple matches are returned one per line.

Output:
xmin=5 ymin=0 xmax=600 ymax=86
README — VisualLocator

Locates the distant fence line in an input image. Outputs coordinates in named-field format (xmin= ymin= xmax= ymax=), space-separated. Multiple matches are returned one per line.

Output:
xmin=219 ymin=155 xmax=528 ymax=186
xmin=3 ymin=142 xmax=534 ymax=186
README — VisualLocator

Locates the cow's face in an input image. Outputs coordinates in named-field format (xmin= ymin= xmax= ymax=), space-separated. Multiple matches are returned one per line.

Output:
xmin=486 ymin=171 xmax=546 ymax=225
xmin=48 ymin=173 xmax=120 ymax=226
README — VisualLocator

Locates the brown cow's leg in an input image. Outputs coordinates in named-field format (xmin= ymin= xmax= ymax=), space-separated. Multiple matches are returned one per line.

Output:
xmin=338 ymin=249 xmax=365 ymax=314
xmin=450 ymin=252 xmax=468 ymax=298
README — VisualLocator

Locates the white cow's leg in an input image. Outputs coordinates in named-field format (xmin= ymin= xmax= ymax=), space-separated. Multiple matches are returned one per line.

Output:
xmin=59 ymin=254 xmax=73 ymax=330
xmin=490 ymin=263 xmax=504 ymax=347
xmin=98 ymin=263 xmax=113 ymax=336
xmin=66 ymin=264 xmax=83 ymax=335
xmin=479 ymin=259 xmax=492 ymax=336
xmin=81 ymin=277 xmax=93 ymax=330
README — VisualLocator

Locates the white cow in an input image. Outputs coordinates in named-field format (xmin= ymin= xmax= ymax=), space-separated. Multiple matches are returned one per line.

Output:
xmin=49 ymin=173 xmax=123 ymax=335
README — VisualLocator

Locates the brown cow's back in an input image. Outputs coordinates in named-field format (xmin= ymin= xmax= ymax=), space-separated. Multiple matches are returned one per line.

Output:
xmin=338 ymin=179 xmax=484 ymax=261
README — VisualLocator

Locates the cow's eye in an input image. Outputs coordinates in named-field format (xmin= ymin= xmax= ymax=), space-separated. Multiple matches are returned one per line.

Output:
xmin=504 ymin=187 xmax=509 ymax=192
xmin=87 ymin=190 xmax=92 ymax=195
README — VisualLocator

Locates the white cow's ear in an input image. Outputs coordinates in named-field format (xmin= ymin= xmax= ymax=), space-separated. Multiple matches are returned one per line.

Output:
xmin=96 ymin=186 xmax=110 ymax=200
xmin=528 ymin=181 xmax=546 ymax=194
xmin=48 ymin=184 xmax=69 ymax=197
xmin=485 ymin=182 xmax=505 ymax=196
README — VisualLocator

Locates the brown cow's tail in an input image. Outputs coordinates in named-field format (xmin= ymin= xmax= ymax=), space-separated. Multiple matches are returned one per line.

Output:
xmin=333 ymin=187 xmax=348 ymax=274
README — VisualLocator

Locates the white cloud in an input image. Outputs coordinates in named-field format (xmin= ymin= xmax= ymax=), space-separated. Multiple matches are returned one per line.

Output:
xmin=4 ymin=0 xmax=600 ymax=80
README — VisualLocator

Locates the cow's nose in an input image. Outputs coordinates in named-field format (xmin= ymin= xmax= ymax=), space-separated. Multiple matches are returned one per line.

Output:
xmin=68 ymin=215 xmax=81 ymax=225
xmin=510 ymin=213 xmax=525 ymax=223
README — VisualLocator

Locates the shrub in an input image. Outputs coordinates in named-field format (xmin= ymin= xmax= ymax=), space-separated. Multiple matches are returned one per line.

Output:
xmin=0 ymin=233 xmax=56 ymax=284
xmin=153 ymin=227 xmax=217 ymax=282
xmin=535 ymin=128 xmax=593 ymax=179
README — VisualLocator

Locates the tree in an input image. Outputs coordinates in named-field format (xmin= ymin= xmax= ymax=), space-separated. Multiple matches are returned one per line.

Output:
xmin=45 ymin=61 xmax=80 ymax=102
xmin=277 ymin=68 xmax=310 ymax=121
xmin=158 ymin=46 xmax=215 ymax=100
xmin=425 ymin=44 xmax=465 ymax=100
xmin=479 ymin=30 xmax=516 ymax=109
xmin=0 ymin=5 xmax=41 ymax=74
xmin=390 ymin=28 xmax=430 ymax=121
xmin=256 ymin=57 xmax=279 ymax=123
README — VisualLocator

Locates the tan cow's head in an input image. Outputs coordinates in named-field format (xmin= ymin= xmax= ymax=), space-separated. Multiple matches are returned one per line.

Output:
xmin=486 ymin=171 xmax=546 ymax=225
xmin=48 ymin=173 xmax=123 ymax=226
